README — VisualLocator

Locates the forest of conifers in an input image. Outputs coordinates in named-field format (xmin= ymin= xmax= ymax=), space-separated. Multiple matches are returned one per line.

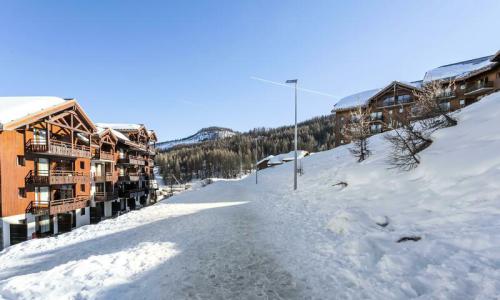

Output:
xmin=155 ymin=115 xmax=336 ymax=184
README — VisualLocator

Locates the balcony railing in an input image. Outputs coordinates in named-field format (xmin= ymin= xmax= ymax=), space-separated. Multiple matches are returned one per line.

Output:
xmin=435 ymin=91 xmax=456 ymax=99
xmin=25 ymin=170 xmax=89 ymax=186
xmin=94 ymin=191 xmax=119 ymax=202
xmin=28 ymin=196 xmax=89 ymax=215
xmin=118 ymin=173 xmax=140 ymax=182
xmin=465 ymin=81 xmax=494 ymax=95
xmin=26 ymin=140 xmax=91 ymax=158
xmin=93 ymin=150 xmax=114 ymax=161
xmin=117 ymin=155 xmax=146 ymax=166
xmin=119 ymin=188 xmax=145 ymax=198
xmin=93 ymin=172 xmax=115 ymax=182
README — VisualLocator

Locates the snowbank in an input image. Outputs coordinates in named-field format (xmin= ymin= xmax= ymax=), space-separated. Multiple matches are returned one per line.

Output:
xmin=2 ymin=92 xmax=500 ymax=299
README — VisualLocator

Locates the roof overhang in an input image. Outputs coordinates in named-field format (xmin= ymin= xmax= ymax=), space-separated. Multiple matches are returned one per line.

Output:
xmin=1 ymin=99 xmax=97 ymax=132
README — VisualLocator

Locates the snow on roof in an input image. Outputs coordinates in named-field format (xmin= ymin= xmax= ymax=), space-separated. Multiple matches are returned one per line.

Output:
xmin=0 ymin=96 xmax=67 ymax=126
xmin=95 ymin=123 xmax=143 ymax=131
xmin=332 ymin=88 xmax=381 ymax=112
xmin=408 ymin=80 xmax=423 ymax=89
xmin=423 ymin=55 xmax=496 ymax=83
xmin=257 ymin=155 xmax=274 ymax=165
xmin=97 ymin=125 xmax=130 ymax=142
xmin=109 ymin=128 xmax=130 ymax=142
xmin=268 ymin=150 xmax=309 ymax=165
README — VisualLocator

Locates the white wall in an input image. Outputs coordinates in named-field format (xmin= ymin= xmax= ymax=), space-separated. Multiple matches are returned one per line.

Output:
xmin=104 ymin=201 xmax=112 ymax=217
xmin=26 ymin=214 xmax=35 ymax=240
xmin=75 ymin=207 xmax=90 ymax=227
xmin=1 ymin=213 xmax=30 ymax=249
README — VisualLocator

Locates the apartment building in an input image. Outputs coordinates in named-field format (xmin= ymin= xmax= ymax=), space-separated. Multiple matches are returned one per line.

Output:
xmin=332 ymin=81 xmax=421 ymax=145
xmin=95 ymin=123 xmax=158 ymax=212
xmin=0 ymin=97 xmax=158 ymax=249
xmin=0 ymin=97 xmax=94 ymax=248
xmin=332 ymin=51 xmax=500 ymax=145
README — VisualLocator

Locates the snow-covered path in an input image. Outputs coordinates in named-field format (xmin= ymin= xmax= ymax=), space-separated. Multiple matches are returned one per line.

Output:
xmin=2 ymin=92 xmax=500 ymax=299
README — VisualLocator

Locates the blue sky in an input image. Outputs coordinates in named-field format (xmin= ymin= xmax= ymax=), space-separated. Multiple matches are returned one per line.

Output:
xmin=1 ymin=1 xmax=499 ymax=140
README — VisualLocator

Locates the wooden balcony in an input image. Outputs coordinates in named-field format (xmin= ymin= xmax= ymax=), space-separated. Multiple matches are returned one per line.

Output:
xmin=93 ymin=172 xmax=115 ymax=182
xmin=146 ymin=159 xmax=155 ymax=166
xmin=94 ymin=191 xmax=119 ymax=202
xmin=93 ymin=150 xmax=114 ymax=161
xmin=119 ymin=188 xmax=145 ymax=199
xmin=465 ymin=81 xmax=494 ymax=96
xmin=118 ymin=173 xmax=140 ymax=182
xmin=26 ymin=140 xmax=91 ymax=158
xmin=28 ymin=196 xmax=89 ymax=215
xmin=25 ymin=170 xmax=89 ymax=186
xmin=117 ymin=155 xmax=146 ymax=166
xmin=435 ymin=91 xmax=456 ymax=100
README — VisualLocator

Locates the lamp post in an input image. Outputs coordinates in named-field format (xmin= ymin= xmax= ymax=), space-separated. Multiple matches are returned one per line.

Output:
xmin=255 ymin=137 xmax=258 ymax=184
xmin=286 ymin=79 xmax=298 ymax=190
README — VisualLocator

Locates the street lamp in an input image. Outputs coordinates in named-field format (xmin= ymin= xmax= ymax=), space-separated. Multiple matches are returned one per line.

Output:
xmin=286 ymin=79 xmax=298 ymax=190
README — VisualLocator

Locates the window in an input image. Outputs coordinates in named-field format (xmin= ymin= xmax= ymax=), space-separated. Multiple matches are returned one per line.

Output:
xmin=18 ymin=188 xmax=26 ymax=198
xmin=370 ymin=124 xmax=382 ymax=133
xmin=439 ymin=101 xmax=451 ymax=111
xmin=80 ymin=161 xmax=85 ymax=169
xmin=497 ymin=72 xmax=500 ymax=79
xmin=382 ymin=96 xmax=395 ymax=107
xmin=398 ymin=94 xmax=412 ymax=104
xmin=80 ymin=184 xmax=86 ymax=192
xmin=459 ymin=99 xmax=465 ymax=108
xmin=16 ymin=155 xmax=25 ymax=166
xmin=370 ymin=111 xmax=383 ymax=121
xmin=81 ymin=208 xmax=86 ymax=215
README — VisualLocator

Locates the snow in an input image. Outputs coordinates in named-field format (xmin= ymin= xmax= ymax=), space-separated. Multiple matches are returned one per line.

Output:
xmin=96 ymin=126 xmax=130 ymax=142
xmin=0 ymin=97 xmax=66 ymax=126
xmin=157 ymin=128 xmax=236 ymax=150
xmin=332 ymin=88 xmax=381 ymax=111
xmin=257 ymin=155 xmax=274 ymax=165
xmin=423 ymin=55 xmax=495 ymax=83
xmin=268 ymin=150 xmax=308 ymax=165
xmin=2 ymin=91 xmax=500 ymax=298
xmin=95 ymin=123 xmax=142 ymax=131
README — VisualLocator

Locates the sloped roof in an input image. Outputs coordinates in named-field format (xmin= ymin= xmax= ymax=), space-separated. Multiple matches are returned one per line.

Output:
xmin=332 ymin=81 xmax=421 ymax=113
xmin=492 ymin=51 xmax=500 ymax=62
xmin=0 ymin=96 xmax=66 ymax=126
xmin=0 ymin=97 xmax=96 ymax=132
xmin=268 ymin=150 xmax=309 ymax=165
xmin=95 ymin=123 xmax=143 ymax=131
xmin=332 ymin=88 xmax=381 ymax=112
xmin=423 ymin=55 xmax=496 ymax=83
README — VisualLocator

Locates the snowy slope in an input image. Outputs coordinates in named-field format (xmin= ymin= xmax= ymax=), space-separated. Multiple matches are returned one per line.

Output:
xmin=1 ymin=92 xmax=500 ymax=299
xmin=156 ymin=127 xmax=236 ymax=150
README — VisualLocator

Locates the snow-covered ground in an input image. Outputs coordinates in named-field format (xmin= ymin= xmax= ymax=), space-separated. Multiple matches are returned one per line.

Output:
xmin=2 ymin=92 xmax=500 ymax=299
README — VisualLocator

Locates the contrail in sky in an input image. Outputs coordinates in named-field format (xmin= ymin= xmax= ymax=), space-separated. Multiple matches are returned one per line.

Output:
xmin=250 ymin=76 xmax=339 ymax=99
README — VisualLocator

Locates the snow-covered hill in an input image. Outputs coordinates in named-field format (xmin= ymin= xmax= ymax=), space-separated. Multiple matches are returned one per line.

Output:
xmin=1 ymin=92 xmax=500 ymax=299
xmin=156 ymin=127 xmax=236 ymax=150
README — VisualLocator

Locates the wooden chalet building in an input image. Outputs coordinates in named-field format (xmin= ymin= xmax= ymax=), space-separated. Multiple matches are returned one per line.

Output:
xmin=332 ymin=51 xmax=500 ymax=146
xmin=0 ymin=97 xmax=158 ymax=249
xmin=95 ymin=123 xmax=158 ymax=212
xmin=0 ymin=97 xmax=95 ymax=248
xmin=332 ymin=81 xmax=421 ymax=146
xmin=422 ymin=53 xmax=500 ymax=110
xmin=89 ymin=127 xmax=119 ymax=223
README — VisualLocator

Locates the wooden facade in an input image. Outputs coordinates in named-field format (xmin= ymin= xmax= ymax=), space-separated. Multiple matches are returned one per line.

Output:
xmin=0 ymin=98 xmax=158 ymax=248
xmin=332 ymin=53 xmax=500 ymax=146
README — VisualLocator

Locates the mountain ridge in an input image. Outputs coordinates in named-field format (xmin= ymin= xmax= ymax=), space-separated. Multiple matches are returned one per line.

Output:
xmin=156 ymin=126 xmax=237 ymax=150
